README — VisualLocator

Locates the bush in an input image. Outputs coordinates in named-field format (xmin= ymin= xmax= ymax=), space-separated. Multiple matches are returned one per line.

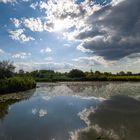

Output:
xmin=0 ymin=76 xmax=36 ymax=94
xmin=68 ymin=69 xmax=85 ymax=78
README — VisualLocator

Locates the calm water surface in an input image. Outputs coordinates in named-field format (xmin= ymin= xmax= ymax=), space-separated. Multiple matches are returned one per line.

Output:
xmin=0 ymin=82 xmax=140 ymax=140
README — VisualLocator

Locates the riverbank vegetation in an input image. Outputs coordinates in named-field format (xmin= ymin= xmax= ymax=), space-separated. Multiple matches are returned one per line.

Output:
xmin=0 ymin=61 xmax=36 ymax=94
xmin=0 ymin=60 xmax=140 ymax=94
xmin=30 ymin=69 xmax=140 ymax=82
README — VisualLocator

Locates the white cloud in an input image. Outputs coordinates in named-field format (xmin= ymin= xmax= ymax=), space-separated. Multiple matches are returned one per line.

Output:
xmin=23 ymin=17 xmax=43 ymax=32
xmin=0 ymin=0 xmax=16 ymax=3
xmin=36 ymin=0 xmax=101 ymax=32
xmin=10 ymin=18 xmax=21 ymax=27
xmin=9 ymin=29 xmax=34 ymax=42
xmin=22 ymin=0 xmax=29 ymax=2
xmin=34 ymin=62 xmax=77 ymax=71
xmin=30 ymin=2 xmax=38 ymax=9
xmin=32 ymin=108 xmax=47 ymax=117
xmin=9 ymin=0 xmax=101 ymax=34
xmin=0 ymin=49 xmax=5 ymax=54
xmin=111 ymin=0 xmax=125 ymax=6
xmin=63 ymin=44 xmax=70 ymax=47
xmin=39 ymin=109 xmax=47 ymax=117
xmin=40 ymin=47 xmax=52 ymax=53
xmin=14 ymin=61 xmax=79 ymax=72
xmin=12 ymin=52 xmax=31 ymax=59
xmin=77 ymin=44 xmax=93 ymax=53
xmin=39 ymin=1 xmax=47 ymax=9
xmin=44 ymin=57 xmax=53 ymax=61
xmin=73 ymin=56 xmax=111 ymax=67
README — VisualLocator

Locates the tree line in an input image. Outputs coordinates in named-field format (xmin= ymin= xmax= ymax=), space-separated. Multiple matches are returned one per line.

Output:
xmin=0 ymin=60 xmax=140 ymax=83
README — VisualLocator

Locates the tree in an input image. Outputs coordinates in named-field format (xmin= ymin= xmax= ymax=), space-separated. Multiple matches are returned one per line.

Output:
xmin=68 ymin=69 xmax=85 ymax=78
xmin=95 ymin=71 xmax=101 ymax=75
xmin=118 ymin=71 xmax=125 ymax=76
xmin=19 ymin=69 xmax=24 ymax=75
xmin=0 ymin=60 xmax=15 ymax=79
xmin=127 ymin=71 xmax=132 ymax=75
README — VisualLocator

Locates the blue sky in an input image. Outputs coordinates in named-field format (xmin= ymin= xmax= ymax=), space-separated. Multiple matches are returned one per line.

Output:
xmin=0 ymin=0 xmax=140 ymax=73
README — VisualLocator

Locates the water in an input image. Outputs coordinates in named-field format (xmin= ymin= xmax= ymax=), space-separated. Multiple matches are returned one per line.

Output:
xmin=0 ymin=82 xmax=140 ymax=140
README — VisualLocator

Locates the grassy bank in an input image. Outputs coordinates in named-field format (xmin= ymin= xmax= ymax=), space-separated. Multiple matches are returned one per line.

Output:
xmin=35 ymin=75 xmax=140 ymax=82
xmin=107 ymin=76 xmax=140 ymax=81
xmin=0 ymin=76 xmax=36 ymax=94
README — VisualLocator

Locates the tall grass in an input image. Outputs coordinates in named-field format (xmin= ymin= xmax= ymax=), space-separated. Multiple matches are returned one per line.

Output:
xmin=0 ymin=76 xmax=36 ymax=94
xmin=107 ymin=76 xmax=140 ymax=81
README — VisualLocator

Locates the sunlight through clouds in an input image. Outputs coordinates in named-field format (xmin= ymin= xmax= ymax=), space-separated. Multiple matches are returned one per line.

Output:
xmin=0 ymin=0 xmax=139 ymax=72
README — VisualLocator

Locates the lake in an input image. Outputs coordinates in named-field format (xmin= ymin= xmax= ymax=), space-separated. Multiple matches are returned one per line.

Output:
xmin=0 ymin=82 xmax=140 ymax=140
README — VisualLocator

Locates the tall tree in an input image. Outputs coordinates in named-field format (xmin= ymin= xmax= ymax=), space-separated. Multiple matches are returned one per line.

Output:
xmin=68 ymin=69 xmax=85 ymax=78
xmin=0 ymin=60 xmax=15 ymax=79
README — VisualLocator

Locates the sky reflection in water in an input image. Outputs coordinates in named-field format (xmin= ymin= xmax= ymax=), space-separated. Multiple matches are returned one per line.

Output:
xmin=0 ymin=82 xmax=140 ymax=140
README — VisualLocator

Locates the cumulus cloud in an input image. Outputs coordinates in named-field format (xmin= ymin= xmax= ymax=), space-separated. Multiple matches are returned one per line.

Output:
xmin=22 ymin=0 xmax=29 ymax=2
xmin=9 ymin=29 xmax=34 ymax=42
xmin=77 ymin=44 xmax=93 ymax=53
xmin=40 ymin=47 xmax=52 ymax=53
xmin=9 ymin=0 xmax=140 ymax=61
xmin=10 ymin=18 xmax=21 ymax=27
xmin=127 ymin=53 xmax=140 ymax=59
xmin=44 ymin=57 xmax=53 ymax=61
xmin=35 ymin=0 xmax=140 ymax=60
xmin=23 ymin=17 xmax=43 ymax=32
xmin=12 ymin=52 xmax=31 ymax=59
xmin=32 ymin=108 xmax=47 ymax=117
xmin=73 ymin=56 xmax=111 ymax=66
xmin=27 ymin=0 xmax=102 ymax=32
xmin=14 ymin=61 xmax=79 ymax=72
xmin=0 ymin=0 xmax=16 ymax=3
xmin=75 ymin=0 xmax=140 ymax=60
xmin=30 ymin=2 xmax=38 ymax=9
xmin=0 ymin=0 xmax=30 ymax=3
xmin=63 ymin=44 xmax=70 ymax=47
xmin=0 ymin=49 xmax=5 ymax=54
xmin=34 ymin=62 xmax=77 ymax=71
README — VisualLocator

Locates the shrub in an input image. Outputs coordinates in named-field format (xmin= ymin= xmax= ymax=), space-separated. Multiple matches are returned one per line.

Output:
xmin=0 ymin=76 xmax=36 ymax=94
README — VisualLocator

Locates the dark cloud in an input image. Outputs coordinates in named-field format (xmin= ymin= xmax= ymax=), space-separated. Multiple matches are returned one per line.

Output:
xmin=77 ymin=0 xmax=140 ymax=60
xmin=75 ymin=26 xmax=105 ymax=40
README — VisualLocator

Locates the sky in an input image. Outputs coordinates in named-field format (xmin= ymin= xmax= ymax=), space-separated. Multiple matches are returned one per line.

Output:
xmin=0 ymin=0 xmax=140 ymax=73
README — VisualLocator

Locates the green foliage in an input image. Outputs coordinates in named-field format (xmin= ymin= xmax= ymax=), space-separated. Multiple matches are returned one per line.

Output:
xmin=0 ymin=60 xmax=139 ymax=94
xmin=0 ymin=60 xmax=15 ymax=79
xmin=107 ymin=76 xmax=140 ymax=81
xmin=30 ymin=69 xmax=140 ymax=82
xmin=0 ymin=76 xmax=36 ymax=94
xmin=68 ymin=69 xmax=85 ymax=78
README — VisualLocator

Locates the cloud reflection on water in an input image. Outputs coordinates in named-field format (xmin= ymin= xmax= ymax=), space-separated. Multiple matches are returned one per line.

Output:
xmin=69 ymin=95 xmax=140 ymax=140
xmin=32 ymin=108 xmax=47 ymax=117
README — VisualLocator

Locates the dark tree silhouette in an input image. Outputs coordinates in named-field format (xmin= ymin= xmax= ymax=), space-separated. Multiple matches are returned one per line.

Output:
xmin=0 ymin=60 xmax=15 ymax=79
xmin=68 ymin=69 xmax=85 ymax=78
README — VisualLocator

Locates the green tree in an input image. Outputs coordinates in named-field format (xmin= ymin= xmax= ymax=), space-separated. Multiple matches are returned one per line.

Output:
xmin=95 ymin=71 xmax=101 ymax=75
xmin=68 ymin=69 xmax=85 ymax=78
xmin=0 ymin=60 xmax=15 ymax=79
xmin=127 ymin=71 xmax=132 ymax=75
xmin=19 ymin=69 xmax=24 ymax=75
xmin=118 ymin=71 xmax=125 ymax=76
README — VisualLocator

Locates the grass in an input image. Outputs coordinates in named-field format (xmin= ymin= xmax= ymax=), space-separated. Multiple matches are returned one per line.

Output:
xmin=107 ymin=76 xmax=140 ymax=81
xmin=0 ymin=76 xmax=36 ymax=94
xmin=35 ymin=75 xmax=140 ymax=82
